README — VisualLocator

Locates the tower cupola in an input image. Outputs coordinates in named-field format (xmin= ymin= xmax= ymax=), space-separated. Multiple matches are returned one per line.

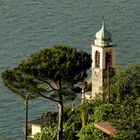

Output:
xmin=95 ymin=20 xmax=113 ymax=46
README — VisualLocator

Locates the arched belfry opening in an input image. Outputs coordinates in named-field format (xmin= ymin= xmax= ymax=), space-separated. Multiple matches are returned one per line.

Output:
xmin=105 ymin=51 xmax=112 ymax=69
xmin=95 ymin=51 xmax=100 ymax=68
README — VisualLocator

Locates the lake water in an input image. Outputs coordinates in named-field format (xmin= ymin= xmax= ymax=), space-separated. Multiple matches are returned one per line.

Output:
xmin=0 ymin=0 xmax=140 ymax=139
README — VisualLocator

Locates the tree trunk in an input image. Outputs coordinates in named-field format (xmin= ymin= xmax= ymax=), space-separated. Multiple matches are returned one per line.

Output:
xmin=57 ymin=100 xmax=63 ymax=140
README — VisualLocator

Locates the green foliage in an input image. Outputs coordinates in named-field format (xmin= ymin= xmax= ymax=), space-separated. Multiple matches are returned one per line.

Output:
xmin=94 ymin=103 xmax=113 ymax=122
xmin=18 ymin=44 xmax=91 ymax=84
xmin=110 ymin=64 xmax=140 ymax=103
xmin=1 ymin=44 xmax=91 ymax=140
xmin=36 ymin=106 xmax=81 ymax=140
xmin=32 ymin=93 xmax=140 ymax=140
xmin=0 ymin=135 xmax=7 ymax=140
xmin=110 ymin=96 xmax=140 ymax=140
xmin=77 ymin=123 xmax=108 ymax=140
xmin=41 ymin=111 xmax=58 ymax=127
xmin=77 ymin=123 xmax=95 ymax=140
xmin=79 ymin=64 xmax=140 ymax=140
xmin=34 ymin=133 xmax=41 ymax=140
xmin=104 ymin=64 xmax=140 ymax=139
xmin=63 ymin=107 xmax=81 ymax=140
xmin=80 ymin=99 xmax=95 ymax=126
xmin=1 ymin=69 xmax=39 ymax=99
xmin=1 ymin=44 xmax=91 ymax=101
xmin=33 ymin=112 xmax=58 ymax=140
xmin=34 ymin=126 xmax=57 ymax=140
xmin=80 ymin=99 xmax=95 ymax=114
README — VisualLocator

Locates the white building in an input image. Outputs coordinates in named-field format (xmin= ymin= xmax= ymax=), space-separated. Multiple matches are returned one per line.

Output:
xmin=29 ymin=117 xmax=48 ymax=138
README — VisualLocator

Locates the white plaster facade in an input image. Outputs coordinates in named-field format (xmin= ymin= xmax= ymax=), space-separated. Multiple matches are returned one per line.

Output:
xmin=32 ymin=124 xmax=42 ymax=136
xmin=29 ymin=117 xmax=47 ymax=138
xmin=91 ymin=45 xmax=116 ymax=70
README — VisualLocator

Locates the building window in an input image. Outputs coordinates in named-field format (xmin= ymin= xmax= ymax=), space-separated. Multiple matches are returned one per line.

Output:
xmin=95 ymin=51 xmax=100 ymax=68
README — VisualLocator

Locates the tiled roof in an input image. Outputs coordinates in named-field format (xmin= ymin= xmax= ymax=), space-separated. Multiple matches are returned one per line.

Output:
xmin=94 ymin=121 xmax=116 ymax=135
xmin=85 ymin=92 xmax=92 ymax=96
xmin=30 ymin=117 xmax=48 ymax=126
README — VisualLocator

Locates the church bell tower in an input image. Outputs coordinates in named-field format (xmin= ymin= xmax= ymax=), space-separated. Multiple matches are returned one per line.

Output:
xmin=92 ymin=20 xmax=116 ymax=97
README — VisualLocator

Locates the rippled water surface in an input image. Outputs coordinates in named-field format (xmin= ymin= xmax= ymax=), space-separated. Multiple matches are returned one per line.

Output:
xmin=0 ymin=0 xmax=140 ymax=139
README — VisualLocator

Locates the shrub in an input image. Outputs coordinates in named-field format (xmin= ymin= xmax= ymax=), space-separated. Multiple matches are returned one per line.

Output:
xmin=94 ymin=103 xmax=113 ymax=122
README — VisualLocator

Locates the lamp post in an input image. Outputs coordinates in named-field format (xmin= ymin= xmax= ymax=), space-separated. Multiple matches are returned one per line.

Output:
xmin=24 ymin=95 xmax=29 ymax=140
